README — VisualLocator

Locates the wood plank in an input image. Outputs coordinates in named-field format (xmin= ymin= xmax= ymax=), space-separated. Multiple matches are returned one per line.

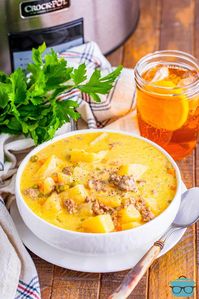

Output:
xmin=50 ymin=267 xmax=100 ymax=299
xmin=106 ymin=47 xmax=124 ymax=66
xmin=148 ymin=0 xmax=196 ymax=298
xmin=122 ymin=0 xmax=161 ymax=68
xmin=149 ymin=226 xmax=196 ymax=298
xmin=194 ymin=1 xmax=199 ymax=297
xmin=99 ymin=272 xmax=148 ymax=299
xmin=31 ymin=253 xmax=54 ymax=299
xmin=196 ymin=144 xmax=199 ymax=299
xmin=178 ymin=156 xmax=196 ymax=189
xmin=149 ymin=156 xmax=196 ymax=299
xmin=160 ymin=0 xmax=195 ymax=52
xmin=195 ymin=0 xmax=199 ymax=60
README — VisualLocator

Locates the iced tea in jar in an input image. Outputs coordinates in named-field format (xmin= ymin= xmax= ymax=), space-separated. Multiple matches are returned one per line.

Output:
xmin=134 ymin=50 xmax=199 ymax=160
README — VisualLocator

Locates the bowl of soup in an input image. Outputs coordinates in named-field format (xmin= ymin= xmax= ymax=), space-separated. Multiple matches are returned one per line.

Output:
xmin=15 ymin=129 xmax=181 ymax=255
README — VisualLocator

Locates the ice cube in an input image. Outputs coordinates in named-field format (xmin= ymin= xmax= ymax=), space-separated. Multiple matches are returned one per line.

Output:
xmin=178 ymin=70 xmax=198 ymax=86
xmin=178 ymin=77 xmax=195 ymax=86
xmin=151 ymin=66 xmax=169 ymax=82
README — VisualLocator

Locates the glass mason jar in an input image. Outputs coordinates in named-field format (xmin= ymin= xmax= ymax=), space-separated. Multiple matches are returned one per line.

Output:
xmin=134 ymin=50 xmax=199 ymax=160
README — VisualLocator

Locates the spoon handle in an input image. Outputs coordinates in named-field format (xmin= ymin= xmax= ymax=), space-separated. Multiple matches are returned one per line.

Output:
xmin=108 ymin=241 xmax=164 ymax=299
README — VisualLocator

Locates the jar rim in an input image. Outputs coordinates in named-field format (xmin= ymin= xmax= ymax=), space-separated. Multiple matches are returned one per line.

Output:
xmin=134 ymin=50 xmax=199 ymax=94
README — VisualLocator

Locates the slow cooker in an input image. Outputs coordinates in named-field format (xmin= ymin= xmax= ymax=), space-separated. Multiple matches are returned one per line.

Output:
xmin=0 ymin=0 xmax=139 ymax=73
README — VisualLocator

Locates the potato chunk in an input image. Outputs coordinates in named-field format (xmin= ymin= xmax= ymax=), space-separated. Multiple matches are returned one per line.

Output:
xmin=43 ymin=193 xmax=62 ymax=213
xmin=79 ymin=202 xmax=93 ymax=216
xmin=73 ymin=166 xmax=88 ymax=184
xmin=57 ymin=172 xmax=73 ymax=185
xmin=90 ymin=133 xmax=108 ymax=146
xmin=82 ymin=214 xmax=114 ymax=233
xmin=118 ymin=164 xmax=147 ymax=180
xmin=68 ymin=184 xmax=88 ymax=204
xmin=121 ymin=222 xmax=141 ymax=231
xmin=96 ymin=194 xmax=121 ymax=208
xmin=37 ymin=155 xmax=64 ymax=178
xmin=119 ymin=205 xmax=141 ymax=223
xmin=145 ymin=198 xmax=159 ymax=214
xmin=41 ymin=177 xmax=55 ymax=195
xmin=93 ymin=151 xmax=108 ymax=162
xmin=70 ymin=149 xmax=107 ymax=163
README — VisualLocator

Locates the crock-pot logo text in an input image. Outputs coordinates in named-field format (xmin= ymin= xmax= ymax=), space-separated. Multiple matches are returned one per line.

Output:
xmin=21 ymin=0 xmax=70 ymax=17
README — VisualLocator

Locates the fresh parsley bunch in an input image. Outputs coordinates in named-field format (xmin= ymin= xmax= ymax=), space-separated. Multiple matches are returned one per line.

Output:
xmin=0 ymin=43 xmax=122 ymax=145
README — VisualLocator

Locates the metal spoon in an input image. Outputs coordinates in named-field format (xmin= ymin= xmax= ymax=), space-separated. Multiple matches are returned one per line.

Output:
xmin=109 ymin=187 xmax=199 ymax=299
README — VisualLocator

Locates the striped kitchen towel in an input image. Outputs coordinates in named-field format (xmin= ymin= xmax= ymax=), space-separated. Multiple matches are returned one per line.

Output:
xmin=0 ymin=192 xmax=40 ymax=299
xmin=0 ymin=41 xmax=137 ymax=299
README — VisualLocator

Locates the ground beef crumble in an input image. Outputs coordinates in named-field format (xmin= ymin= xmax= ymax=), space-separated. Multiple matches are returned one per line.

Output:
xmin=87 ymin=179 xmax=106 ymax=191
xmin=91 ymin=199 xmax=115 ymax=216
xmin=64 ymin=199 xmax=77 ymax=214
xmin=92 ymin=200 xmax=105 ymax=215
xmin=123 ymin=197 xmax=136 ymax=208
xmin=85 ymin=196 xmax=94 ymax=203
xmin=109 ymin=173 xmax=137 ymax=192
xmin=135 ymin=198 xmax=154 ymax=222
xmin=24 ymin=188 xmax=40 ymax=199
xmin=111 ymin=210 xmax=120 ymax=228
xmin=62 ymin=166 xmax=73 ymax=175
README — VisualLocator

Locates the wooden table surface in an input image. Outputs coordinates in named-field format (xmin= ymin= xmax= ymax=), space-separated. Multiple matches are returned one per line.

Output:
xmin=33 ymin=0 xmax=199 ymax=298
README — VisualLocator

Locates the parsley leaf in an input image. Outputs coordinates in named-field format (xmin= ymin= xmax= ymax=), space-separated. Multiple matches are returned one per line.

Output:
xmin=0 ymin=43 xmax=122 ymax=144
xmin=0 ymin=83 xmax=9 ymax=108
xmin=71 ymin=63 xmax=87 ymax=85
xmin=78 ymin=66 xmax=123 ymax=100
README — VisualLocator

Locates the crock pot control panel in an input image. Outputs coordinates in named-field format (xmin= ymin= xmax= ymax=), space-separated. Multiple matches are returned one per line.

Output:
xmin=9 ymin=18 xmax=84 ymax=70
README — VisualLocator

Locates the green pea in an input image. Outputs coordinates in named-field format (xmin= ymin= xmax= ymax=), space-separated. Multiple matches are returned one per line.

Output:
xmin=32 ymin=184 xmax=39 ymax=189
xmin=30 ymin=155 xmax=38 ymax=162
xmin=69 ymin=180 xmax=77 ymax=187
xmin=56 ymin=184 xmax=66 ymax=193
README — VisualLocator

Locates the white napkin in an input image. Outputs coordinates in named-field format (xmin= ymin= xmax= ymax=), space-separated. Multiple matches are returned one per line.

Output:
xmin=0 ymin=41 xmax=137 ymax=299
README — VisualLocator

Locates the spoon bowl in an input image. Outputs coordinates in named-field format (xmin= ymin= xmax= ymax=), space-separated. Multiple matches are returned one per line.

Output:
xmin=173 ymin=187 xmax=199 ymax=227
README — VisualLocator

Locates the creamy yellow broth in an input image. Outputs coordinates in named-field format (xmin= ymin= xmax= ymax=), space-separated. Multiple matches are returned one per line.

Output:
xmin=20 ymin=132 xmax=177 ymax=233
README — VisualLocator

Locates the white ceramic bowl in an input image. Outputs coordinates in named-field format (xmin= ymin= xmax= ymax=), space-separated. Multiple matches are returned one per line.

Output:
xmin=15 ymin=129 xmax=182 ymax=256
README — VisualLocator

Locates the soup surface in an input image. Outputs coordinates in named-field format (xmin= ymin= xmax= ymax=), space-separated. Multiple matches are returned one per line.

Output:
xmin=21 ymin=132 xmax=177 ymax=233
